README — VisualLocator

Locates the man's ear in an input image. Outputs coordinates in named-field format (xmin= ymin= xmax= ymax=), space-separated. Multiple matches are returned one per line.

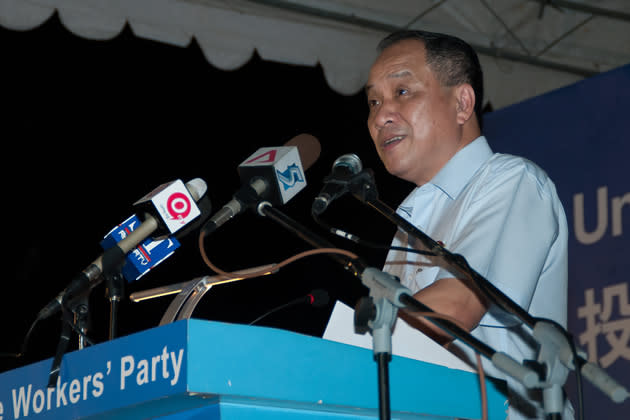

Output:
xmin=455 ymin=84 xmax=476 ymax=124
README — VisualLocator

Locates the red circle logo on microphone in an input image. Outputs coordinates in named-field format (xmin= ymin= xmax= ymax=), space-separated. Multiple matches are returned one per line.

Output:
xmin=167 ymin=192 xmax=191 ymax=220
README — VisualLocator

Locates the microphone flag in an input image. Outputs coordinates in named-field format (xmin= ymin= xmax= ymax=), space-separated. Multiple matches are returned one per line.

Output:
xmin=238 ymin=145 xmax=306 ymax=206
xmin=100 ymin=215 xmax=180 ymax=282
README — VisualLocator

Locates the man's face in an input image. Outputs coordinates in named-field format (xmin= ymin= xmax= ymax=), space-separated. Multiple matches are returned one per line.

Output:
xmin=366 ymin=39 xmax=465 ymax=186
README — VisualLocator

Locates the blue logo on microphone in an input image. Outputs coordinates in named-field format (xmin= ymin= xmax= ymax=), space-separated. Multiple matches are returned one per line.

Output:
xmin=276 ymin=164 xmax=305 ymax=190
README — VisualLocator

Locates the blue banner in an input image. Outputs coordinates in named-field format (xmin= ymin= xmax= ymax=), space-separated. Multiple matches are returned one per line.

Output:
xmin=0 ymin=319 xmax=508 ymax=419
xmin=0 ymin=322 xmax=188 ymax=419
xmin=484 ymin=64 xmax=630 ymax=418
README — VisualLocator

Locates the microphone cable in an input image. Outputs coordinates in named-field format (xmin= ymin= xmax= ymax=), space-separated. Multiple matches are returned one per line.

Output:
xmin=197 ymin=228 xmax=360 ymax=281
xmin=311 ymin=212 xmax=437 ymax=257
xmin=248 ymin=289 xmax=330 ymax=326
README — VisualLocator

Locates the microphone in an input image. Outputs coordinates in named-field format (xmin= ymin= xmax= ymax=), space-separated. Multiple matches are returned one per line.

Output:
xmin=100 ymin=178 xmax=208 ymax=282
xmin=202 ymin=133 xmax=321 ymax=235
xmin=132 ymin=178 xmax=206 ymax=236
xmin=248 ymin=289 xmax=330 ymax=325
xmin=312 ymin=153 xmax=363 ymax=215
xmin=37 ymin=178 xmax=207 ymax=320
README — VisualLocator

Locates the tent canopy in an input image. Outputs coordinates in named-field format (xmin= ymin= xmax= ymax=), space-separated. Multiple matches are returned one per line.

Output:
xmin=2 ymin=0 xmax=629 ymax=109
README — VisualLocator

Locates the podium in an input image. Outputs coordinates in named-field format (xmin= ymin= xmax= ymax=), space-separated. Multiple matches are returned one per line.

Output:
xmin=0 ymin=319 xmax=507 ymax=419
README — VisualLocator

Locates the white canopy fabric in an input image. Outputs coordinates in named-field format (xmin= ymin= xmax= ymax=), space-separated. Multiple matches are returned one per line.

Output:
xmin=2 ymin=0 xmax=629 ymax=109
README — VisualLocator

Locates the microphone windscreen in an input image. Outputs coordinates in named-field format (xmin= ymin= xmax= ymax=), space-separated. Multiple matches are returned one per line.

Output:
xmin=309 ymin=289 xmax=330 ymax=307
xmin=286 ymin=134 xmax=321 ymax=171
xmin=185 ymin=178 xmax=208 ymax=201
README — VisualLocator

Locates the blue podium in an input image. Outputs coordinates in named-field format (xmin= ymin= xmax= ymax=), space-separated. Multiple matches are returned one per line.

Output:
xmin=0 ymin=319 xmax=507 ymax=419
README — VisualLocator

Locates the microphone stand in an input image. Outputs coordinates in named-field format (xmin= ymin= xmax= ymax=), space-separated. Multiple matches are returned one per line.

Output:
xmin=46 ymin=221 xmax=140 ymax=389
xmin=105 ymin=272 xmax=125 ymax=340
xmin=256 ymin=200 xmax=540 ymax=420
xmin=47 ymin=293 xmax=91 ymax=388
xmin=346 ymin=169 xmax=629 ymax=414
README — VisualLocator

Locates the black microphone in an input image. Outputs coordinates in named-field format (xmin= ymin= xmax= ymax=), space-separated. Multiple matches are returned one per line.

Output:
xmin=202 ymin=134 xmax=321 ymax=235
xmin=37 ymin=179 xmax=207 ymax=321
xmin=248 ymin=289 xmax=330 ymax=325
xmin=312 ymin=153 xmax=363 ymax=215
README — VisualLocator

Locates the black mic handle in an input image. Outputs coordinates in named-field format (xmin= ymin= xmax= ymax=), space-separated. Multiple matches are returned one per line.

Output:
xmin=312 ymin=153 xmax=362 ymax=216
xmin=311 ymin=176 xmax=350 ymax=215
xmin=313 ymin=169 xmax=379 ymax=216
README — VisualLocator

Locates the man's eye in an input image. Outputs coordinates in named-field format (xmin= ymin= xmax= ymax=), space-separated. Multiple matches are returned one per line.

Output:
xmin=368 ymin=99 xmax=380 ymax=108
xmin=397 ymin=88 xmax=408 ymax=96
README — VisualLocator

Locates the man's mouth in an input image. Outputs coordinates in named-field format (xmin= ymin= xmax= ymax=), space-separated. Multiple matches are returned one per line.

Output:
xmin=384 ymin=135 xmax=405 ymax=146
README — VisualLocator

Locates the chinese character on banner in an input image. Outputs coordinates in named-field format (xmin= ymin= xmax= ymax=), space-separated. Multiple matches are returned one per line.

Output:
xmin=577 ymin=282 xmax=630 ymax=368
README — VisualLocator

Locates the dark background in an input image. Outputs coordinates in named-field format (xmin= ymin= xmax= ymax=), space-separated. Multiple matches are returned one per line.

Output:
xmin=0 ymin=13 xmax=416 ymax=373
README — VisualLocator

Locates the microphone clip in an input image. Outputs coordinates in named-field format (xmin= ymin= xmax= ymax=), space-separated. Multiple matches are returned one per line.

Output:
xmin=346 ymin=168 xmax=378 ymax=203
xmin=312 ymin=169 xmax=378 ymax=216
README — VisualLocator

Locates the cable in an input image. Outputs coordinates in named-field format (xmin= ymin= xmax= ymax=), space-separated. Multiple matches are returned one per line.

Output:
xmin=14 ymin=300 xmax=96 ymax=364
xmin=406 ymin=309 xmax=489 ymax=420
xmin=198 ymin=229 xmax=359 ymax=280
xmin=63 ymin=315 xmax=96 ymax=347
xmin=312 ymin=213 xmax=437 ymax=257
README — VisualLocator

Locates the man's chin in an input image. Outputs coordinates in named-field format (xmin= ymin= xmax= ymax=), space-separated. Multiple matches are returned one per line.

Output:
xmin=386 ymin=164 xmax=411 ymax=182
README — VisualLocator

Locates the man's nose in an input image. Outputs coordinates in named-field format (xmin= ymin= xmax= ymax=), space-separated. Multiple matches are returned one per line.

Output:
xmin=371 ymin=100 xmax=396 ymax=129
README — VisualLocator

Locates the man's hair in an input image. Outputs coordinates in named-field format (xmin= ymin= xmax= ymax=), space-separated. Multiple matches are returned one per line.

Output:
xmin=377 ymin=30 xmax=484 ymax=128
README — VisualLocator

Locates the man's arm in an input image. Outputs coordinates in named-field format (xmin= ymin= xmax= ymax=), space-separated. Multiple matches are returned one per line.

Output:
xmin=396 ymin=160 xmax=564 ymax=344
xmin=399 ymin=277 xmax=488 ymax=345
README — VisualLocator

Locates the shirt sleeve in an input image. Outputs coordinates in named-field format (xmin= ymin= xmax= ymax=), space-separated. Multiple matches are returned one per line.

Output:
xmin=435 ymin=157 xmax=562 ymax=324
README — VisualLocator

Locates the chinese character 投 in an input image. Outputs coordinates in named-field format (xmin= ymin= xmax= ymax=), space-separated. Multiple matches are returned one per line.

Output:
xmin=577 ymin=282 xmax=630 ymax=368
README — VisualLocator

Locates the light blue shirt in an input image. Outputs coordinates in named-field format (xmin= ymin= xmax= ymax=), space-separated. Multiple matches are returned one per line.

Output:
xmin=384 ymin=136 xmax=571 ymax=419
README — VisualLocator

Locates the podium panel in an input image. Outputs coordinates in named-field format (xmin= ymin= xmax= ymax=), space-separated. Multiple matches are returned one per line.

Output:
xmin=0 ymin=319 xmax=507 ymax=419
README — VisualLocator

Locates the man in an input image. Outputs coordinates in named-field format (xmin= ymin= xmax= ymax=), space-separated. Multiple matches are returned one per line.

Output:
xmin=366 ymin=30 xmax=572 ymax=419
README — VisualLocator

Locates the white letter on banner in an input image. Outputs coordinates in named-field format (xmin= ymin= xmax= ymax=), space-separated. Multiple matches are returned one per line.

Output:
xmin=12 ymin=385 xmax=32 ymax=417
xmin=574 ymin=187 xmax=608 ymax=245
xmin=47 ymin=386 xmax=54 ymax=411
xmin=32 ymin=389 xmax=45 ymax=414
xmin=137 ymin=359 xmax=149 ymax=386
xmin=92 ymin=372 xmax=104 ymax=398
xmin=161 ymin=346 xmax=170 ymax=380
xmin=171 ymin=349 xmax=184 ymax=386
xmin=611 ymin=192 xmax=629 ymax=238
xmin=69 ymin=379 xmax=81 ymax=404
xmin=121 ymin=355 xmax=135 ymax=390
xmin=152 ymin=355 xmax=160 ymax=382
xmin=56 ymin=377 xmax=68 ymax=407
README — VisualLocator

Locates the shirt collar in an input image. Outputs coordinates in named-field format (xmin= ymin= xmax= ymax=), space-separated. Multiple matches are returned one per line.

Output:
xmin=429 ymin=136 xmax=493 ymax=199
